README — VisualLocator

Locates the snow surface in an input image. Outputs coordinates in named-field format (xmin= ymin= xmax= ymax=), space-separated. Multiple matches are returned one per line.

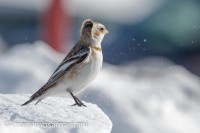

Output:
xmin=0 ymin=41 xmax=200 ymax=133
xmin=0 ymin=94 xmax=112 ymax=133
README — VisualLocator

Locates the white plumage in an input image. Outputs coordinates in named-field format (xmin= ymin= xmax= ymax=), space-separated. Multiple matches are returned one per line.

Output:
xmin=22 ymin=19 xmax=108 ymax=107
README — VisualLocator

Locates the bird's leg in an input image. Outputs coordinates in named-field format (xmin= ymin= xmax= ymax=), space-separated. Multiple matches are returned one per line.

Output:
xmin=74 ymin=96 xmax=87 ymax=107
xmin=70 ymin=92 xmax=86 ymax=107
xmin=70 ymin=92 xmax=80 ymax=106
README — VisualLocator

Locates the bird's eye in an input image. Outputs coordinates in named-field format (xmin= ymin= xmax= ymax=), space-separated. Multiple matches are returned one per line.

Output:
xmin=100 ymin=28 xmax=104 ymax=31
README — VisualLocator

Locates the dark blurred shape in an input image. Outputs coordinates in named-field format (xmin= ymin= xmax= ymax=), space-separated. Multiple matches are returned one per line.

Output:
xmin=102 ymin=0 xmax=200 ymax=75
xmin=0 ymin=7 xmax=39 ymax=46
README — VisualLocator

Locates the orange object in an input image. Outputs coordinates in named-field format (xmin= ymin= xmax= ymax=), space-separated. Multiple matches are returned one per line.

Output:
xmin=41 ymin=0 xmax=71 ymax=52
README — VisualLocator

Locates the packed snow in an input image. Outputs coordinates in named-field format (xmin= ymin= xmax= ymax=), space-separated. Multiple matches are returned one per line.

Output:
xmin=0 ymin=41 xmax=200 ymax=133
xmin=0 ymin=94 xmax=112 ymax=133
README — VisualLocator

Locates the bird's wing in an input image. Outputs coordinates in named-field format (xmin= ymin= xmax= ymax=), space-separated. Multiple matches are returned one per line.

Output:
xmin=49 ymin=45 xmax=90 ymax=81
xmin=30 ymin=44 xmax=90 ymax=100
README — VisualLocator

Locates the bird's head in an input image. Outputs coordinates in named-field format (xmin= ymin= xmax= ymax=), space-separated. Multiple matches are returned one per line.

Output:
xmin=80 ymin=19 xmax=109 ymax=45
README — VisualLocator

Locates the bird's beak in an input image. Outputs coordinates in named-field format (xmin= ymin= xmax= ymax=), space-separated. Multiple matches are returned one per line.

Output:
xmin=104 ymin=29 xmax=109 ymax=34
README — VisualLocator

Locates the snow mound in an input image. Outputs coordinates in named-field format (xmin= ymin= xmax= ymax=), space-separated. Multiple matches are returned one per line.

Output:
xmin=0 ymin=94 xmax=112 ymax=133
xmin=1 ymin=41 xmax=200 ymax=133
xmin=87 ymin=59 xmax=200 ymax=133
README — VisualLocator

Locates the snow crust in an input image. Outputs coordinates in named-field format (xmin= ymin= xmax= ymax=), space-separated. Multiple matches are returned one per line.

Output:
xmin=0 ymin=94 xmax=112 ymax=133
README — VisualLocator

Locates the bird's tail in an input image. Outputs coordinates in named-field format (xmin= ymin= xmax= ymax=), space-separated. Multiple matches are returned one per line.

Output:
xmin=21 ymin=84 xmax=47 ymax=106
xmin=21 ymin=98 xmax=34 ymax=106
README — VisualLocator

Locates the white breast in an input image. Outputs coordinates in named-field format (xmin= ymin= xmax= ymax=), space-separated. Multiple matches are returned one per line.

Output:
xmin=70 ymin=47 xmax=103 ymax=94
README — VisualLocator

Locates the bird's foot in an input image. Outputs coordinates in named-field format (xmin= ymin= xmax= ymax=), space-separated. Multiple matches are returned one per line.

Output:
xmin=71 ymin=102 xmax=86 ymax=107
xmin=70 ymin=92 xmax=87 ymax=107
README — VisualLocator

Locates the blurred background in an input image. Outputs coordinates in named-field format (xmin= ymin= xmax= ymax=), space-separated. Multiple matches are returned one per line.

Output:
xmin=0 ymin=0 xmax=199 ymax=75
xmin=0 ymin=0 xmax=200 ymax=133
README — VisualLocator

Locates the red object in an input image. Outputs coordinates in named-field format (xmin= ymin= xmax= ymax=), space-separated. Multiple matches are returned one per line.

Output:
xmin=41 ymin=0 xmax=71 ymax=52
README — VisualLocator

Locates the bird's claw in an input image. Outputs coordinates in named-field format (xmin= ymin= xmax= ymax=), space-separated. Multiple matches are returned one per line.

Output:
xmin=71 ymin=101 xmax=86 ymax=107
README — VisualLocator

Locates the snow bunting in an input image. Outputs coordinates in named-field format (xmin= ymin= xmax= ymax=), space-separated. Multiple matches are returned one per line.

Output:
xmin=22 ymin=19 xmax=108 ymax=107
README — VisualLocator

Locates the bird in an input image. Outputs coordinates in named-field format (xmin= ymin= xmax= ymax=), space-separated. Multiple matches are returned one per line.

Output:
xmin=21 ymin=19 xmax=108 ymax=107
